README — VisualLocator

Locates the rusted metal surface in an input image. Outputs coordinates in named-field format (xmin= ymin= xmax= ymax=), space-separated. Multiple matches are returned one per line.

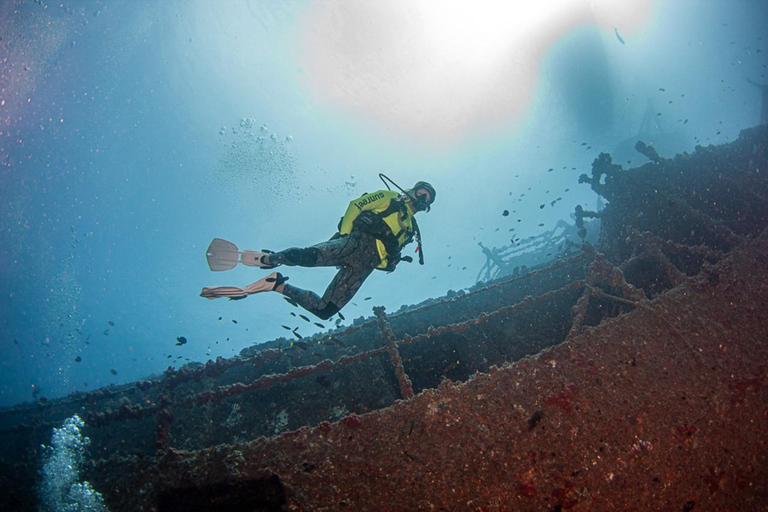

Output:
xmin=374 ymin=306 xmax=415 ymax=400
xmin=96 ymin=229 xmax=768 ymax=511
xmin=1 ymin=126 xmax=766 ymax=510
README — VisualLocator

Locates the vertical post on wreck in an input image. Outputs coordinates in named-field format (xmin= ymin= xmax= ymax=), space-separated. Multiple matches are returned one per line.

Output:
xmin=155 ymin=393 xmax=173 ymax=457
xmin=373 ymin=306 xmax=415 ymax=400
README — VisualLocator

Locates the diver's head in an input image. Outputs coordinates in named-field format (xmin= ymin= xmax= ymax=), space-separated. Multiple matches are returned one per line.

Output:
xmin=408 ymin=181 xmax=436 ymax=212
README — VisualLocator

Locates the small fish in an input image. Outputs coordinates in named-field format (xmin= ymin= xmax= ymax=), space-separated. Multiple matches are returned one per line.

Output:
xmin=74 ymin=356 xmax=82 ymax=363
xmin=292 ymin=328 xmax=303 ymax=340
xmin=335 ymin=318 xmax=342 ymax=326
xmin=232 ymin=319 xmax=238 ymax=324
xmin=218 ymin=316 xmax=222 ymax=320
xmin=314 ymin=322 xmax=325 ymax=329
xmin=538 ymin=223 xmax=545 ymax=227
xmin=364 ymin=297 xmax=372 ymax=301
xmin=580 ymin=142 xmax=587 ymax=146
xmin=614 ymin=27 xmax=625 ymax=45
xmin=290 ymin=312 xmax=297 ymax=317
xmin=167 ymin=355 xmax=172 ymax=359
xmin=299 ymin=314 xmax=310 ymax=322
xmin=103 ymin=329 xmax=109 ymax=336
xmin=110 ymin=369 xmax=117 ymax=375
xmin=176 ymin=336 xmax=187 ymax=346
xmin=281 ymin=325 xmax=293 ymax=331
xmin=658 ymin=87 xmax=666 ymax=92
xmin=539 ymin=204 xmax=545 ymax=209
xmin=108 ymin=321 xmax=115 ymax=326
xmin=683 ymin=119 xmax=689 ymax=124
xmin=337 ymin=311 xmax=345 ymax=321
xmin=502 ymin=209 xmax=509 ymax=216
xmin=443 ymin=360 xmax=460 ymax=373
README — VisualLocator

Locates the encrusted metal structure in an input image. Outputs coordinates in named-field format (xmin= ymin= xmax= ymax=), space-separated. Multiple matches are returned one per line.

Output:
xmin=1 ymin=126 xmax=767 ymax=511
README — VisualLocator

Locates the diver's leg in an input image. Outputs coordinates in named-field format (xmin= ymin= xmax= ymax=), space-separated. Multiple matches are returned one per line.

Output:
xmin=278 ymin=263 xmax=374 ymax=320
xmin=266 ymin=234 xmax=365 ymax=268
xmin=274 ymin=233 xmax=379 ymax=319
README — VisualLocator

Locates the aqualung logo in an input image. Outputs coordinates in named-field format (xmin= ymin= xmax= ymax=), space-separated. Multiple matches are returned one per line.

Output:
xmin=354 ymin=192 xmax=385 ymax=211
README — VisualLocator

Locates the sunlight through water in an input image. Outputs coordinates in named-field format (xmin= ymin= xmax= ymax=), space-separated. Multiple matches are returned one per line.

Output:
xmin=298 ymin=0 xmax=655 ymax=143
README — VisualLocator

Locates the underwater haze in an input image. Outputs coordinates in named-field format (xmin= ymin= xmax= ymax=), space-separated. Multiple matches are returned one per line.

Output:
xmin=1 ymin=0 xmax=766 ymax=408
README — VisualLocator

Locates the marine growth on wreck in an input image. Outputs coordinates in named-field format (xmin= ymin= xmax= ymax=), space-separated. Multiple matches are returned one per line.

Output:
xmin=1 ymin=2 xmax=767 ymax=510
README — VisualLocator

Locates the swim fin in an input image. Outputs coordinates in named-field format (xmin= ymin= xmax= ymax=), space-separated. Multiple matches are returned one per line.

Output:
xmin=200 ymin=272 xmax=288 ymax=300
xmin=205 ymin=238 xmax=276 ymax=271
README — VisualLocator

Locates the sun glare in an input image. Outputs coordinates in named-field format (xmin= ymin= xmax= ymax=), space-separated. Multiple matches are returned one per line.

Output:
xmin=417 ymin=0 xmax=580 ymax=69
xmin=298 ymin=0 xmax=655 ymax=144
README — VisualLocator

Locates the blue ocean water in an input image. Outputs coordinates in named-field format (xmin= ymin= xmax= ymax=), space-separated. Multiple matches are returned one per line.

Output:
xmin=1 ymin=0 xmax=765 ymax=408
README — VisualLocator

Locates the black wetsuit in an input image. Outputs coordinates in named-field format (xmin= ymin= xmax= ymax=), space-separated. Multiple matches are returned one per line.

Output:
xmin=271 ymin=231 xmax=381 ymax=320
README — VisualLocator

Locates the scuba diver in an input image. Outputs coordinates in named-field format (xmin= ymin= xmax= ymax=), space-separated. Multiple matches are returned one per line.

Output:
xmin=200 ymin=175 xmax=436 ymax=320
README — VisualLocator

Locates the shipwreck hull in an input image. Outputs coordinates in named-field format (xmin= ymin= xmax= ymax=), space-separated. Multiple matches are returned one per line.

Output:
xmin=1 ymin=126 xmax=767 ymax=511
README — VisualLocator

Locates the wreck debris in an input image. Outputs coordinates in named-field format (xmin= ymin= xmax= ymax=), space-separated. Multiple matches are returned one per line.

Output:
xmin=374 ymin=307 xmax=414 ymax=400
xmin=634 ymin=140 xmax=661 ymax=163
xmin=0 ymin=126 xmax=767 ymax=511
